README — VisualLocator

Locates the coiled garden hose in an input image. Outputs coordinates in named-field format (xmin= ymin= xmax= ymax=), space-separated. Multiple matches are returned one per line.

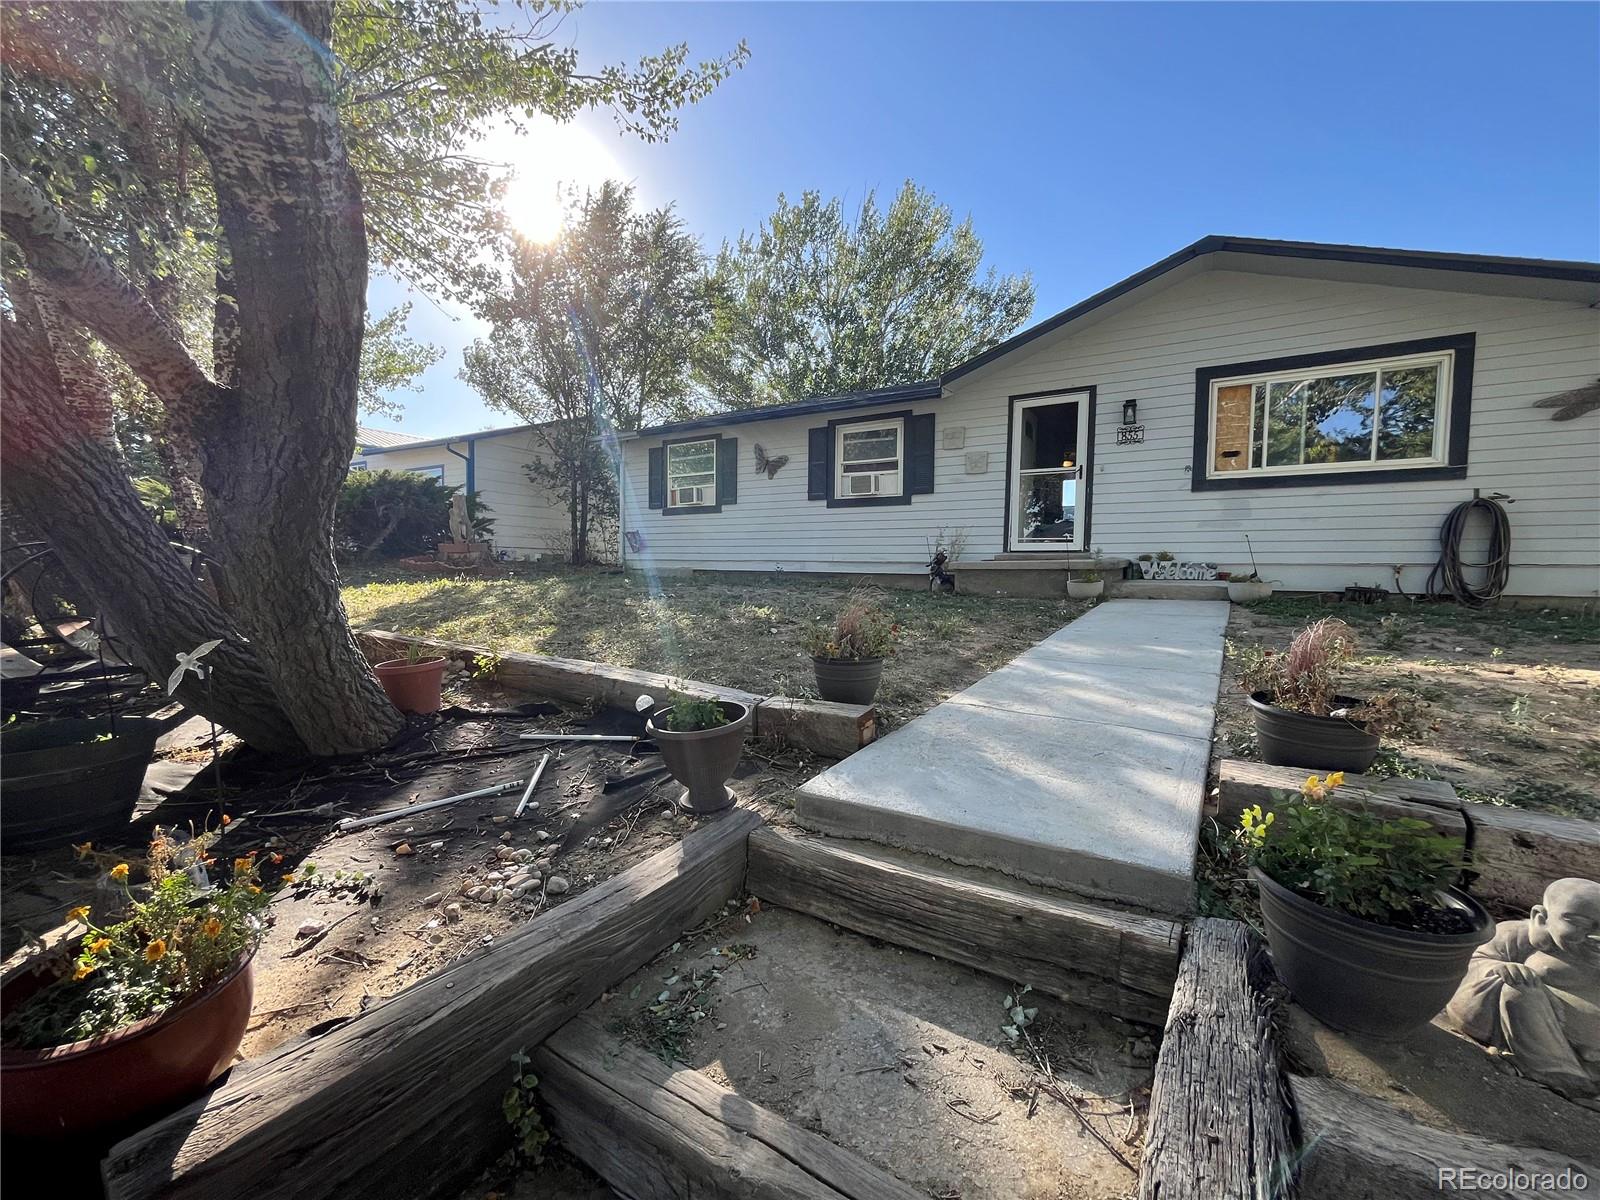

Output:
xmin=1425 ymin=497 xmax=1511 ymax=607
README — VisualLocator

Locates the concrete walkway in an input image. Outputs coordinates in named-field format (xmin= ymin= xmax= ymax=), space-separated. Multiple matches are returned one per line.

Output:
xmin=793 ymin=600 xmax=1229 ymax=914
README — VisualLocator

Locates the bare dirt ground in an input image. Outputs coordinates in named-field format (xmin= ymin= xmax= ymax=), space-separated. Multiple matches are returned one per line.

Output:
xmin=464 ymin=905 xmax=1152 ymax=1200
xmin=1215 ymin=597 xmax=1600 ymax=819
xmin=340 ymin=565 xmax=1089 ymax=728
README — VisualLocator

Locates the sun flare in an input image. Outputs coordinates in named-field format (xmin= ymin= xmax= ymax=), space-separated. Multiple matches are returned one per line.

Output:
xmin=485 ymin=116 xmax=626 ymax=246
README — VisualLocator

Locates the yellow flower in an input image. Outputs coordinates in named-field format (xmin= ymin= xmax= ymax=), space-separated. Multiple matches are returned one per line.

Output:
xmin=72 ymin=963 xmax=96 ymax=982
xmin=88 ymin=938 xmax=111 ymax=956
xmin=109 ymin=863 xmax=130 ymax=882
xmin=1325 ymin=771 xmax=1346 ymax=790
xmin=247 ymin=885 xmax=262 ymax=895
xmin=66 ymin=905 xmax=90 ymax=924
xmin=1301 ymin=775 xmax=1328 ymax=801
xmin=72 ymin=841 xmax=94 ymax=860
xmin=280 ymin=873 xmax=295 ymax=885
xmin=144 ymin=939 xmax=167 ymax=963
xmin=201 ymin=917 xmax=223 ymax=939
xmin=233 ymin=857 xmax=254 ymax=876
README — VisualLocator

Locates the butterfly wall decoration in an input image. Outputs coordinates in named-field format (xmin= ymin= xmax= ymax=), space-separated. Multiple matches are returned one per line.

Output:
xmin=753 ymin=443 xmax=790 ymax=479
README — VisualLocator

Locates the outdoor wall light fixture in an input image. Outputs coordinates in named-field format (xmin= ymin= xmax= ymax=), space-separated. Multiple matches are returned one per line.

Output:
xmin=1060 ymin=455 xmax=1076 ymax=469
xmin=1122 ymin=397 xmax=1139 ymax=426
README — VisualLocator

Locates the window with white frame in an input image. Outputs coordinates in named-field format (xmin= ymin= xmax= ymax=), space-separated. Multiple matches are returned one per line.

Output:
xmin=666 ymin=438 xmax=717 ymax=508
xmin=402 ymin=464 xmax=445 ymax=481
xmin=1208 ymin=350 xmax=1452 ymax=479
xmin=835 ymin=418 xmax=903 ymax=498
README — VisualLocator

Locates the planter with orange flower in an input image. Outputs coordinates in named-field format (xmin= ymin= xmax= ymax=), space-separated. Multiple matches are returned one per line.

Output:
xmin=803 ymin=590 xmax=902 ymax=706
xmin=0 ymin=827 xmax=270 ymax=1139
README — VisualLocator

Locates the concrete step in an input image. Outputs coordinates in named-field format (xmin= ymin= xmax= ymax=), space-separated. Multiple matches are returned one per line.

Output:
xmin=1109 ymin=579 xmax=1230 ymax=601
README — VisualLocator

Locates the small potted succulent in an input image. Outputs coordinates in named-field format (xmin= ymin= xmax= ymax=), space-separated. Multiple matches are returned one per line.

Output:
xmin=1241 ymin=773 xmax=1493 ymax=1037
xmin=803 ymin=591 xmax=901 ymax=705
xmin=1234 ymin=617 xmax=1421 ymax=773
xmin=1 ymin=827 xmax=271 ymax=1138
xmin=1066 ymin=570 xmax=1104 ymax=601
xmin=373 ymin=640 xmax=449 ymax=715
xmin=645 ymin=695 xmax=751 ymax=814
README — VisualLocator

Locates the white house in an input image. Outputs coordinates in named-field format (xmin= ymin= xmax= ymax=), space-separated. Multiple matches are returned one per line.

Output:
xmin=618 ymin=237 xmax=1600 ymax=600
xmin=352 ymin=423 xmax=572 ymax=561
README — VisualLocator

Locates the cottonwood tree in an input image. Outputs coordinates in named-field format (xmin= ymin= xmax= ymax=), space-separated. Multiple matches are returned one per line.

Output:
xmin=463 ymin=181 xmax=710 ymax=564
xmin=358 ymin=303 xmax=444 ymax=424
xmin=697 ymin=181 xmax=1035 ymax=406
xmin=1 ymin=1 xmax=743 ymax=755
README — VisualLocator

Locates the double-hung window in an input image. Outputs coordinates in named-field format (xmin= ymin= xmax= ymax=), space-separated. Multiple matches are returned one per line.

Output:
xmin=1207 ymin=348 xmax=1455 ymax=481
xmin=835 ymin=419 xmax=903 ymax=498
xmin=666 ymin=438 xmax=717 ymax=509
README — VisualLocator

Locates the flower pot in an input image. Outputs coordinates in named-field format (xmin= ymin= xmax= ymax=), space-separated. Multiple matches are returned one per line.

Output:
xmin=0 ymin=717 xmax=161 ymax=854
xmin=646 ymin=701 xmax=751 ymax=814
xmin=374 ymin=656 xmax=449 ymax=715
xmin=1066 ymin=579 xmax=1104 ymax=600
xmin=1 ymin=948 xmax=255 ymax=1139
xmin=1248 ymin=691 xmax=1380 ymax=773
xmin=1251 ymin=867 xmax=1493 ymax=1038
xmin=812 ymin=656 xmax=884 ymax=705
xmin=1227 ymin=579 xmax=1273 ymax=604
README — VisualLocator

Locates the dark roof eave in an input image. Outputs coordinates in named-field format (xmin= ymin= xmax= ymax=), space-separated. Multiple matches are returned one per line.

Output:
xmin=631 ymin=381 xmax=943 ymax=439
xmin=359 ymin=421 xmax=544 ymax=456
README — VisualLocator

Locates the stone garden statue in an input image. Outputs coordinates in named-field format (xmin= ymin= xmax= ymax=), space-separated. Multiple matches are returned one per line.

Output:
xmin=1445 ymin=877 xmax=1600 ymax=1102
xmin=448 ymin=493 xmax=472 ymax=544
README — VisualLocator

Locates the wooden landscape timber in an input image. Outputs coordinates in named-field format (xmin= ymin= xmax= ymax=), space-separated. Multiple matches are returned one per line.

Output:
xmin=1137 ymin=918 xmax=1294 ymax=1200
xmin=1290 ymin=1074 xmax=1600 ymax=1200
xmin=1216 ymin=759 xmax=1600 ymax=914
xmin=746 ymin=826 xmax=1181 ymax=1026
xmin=357 ymin=629 xmax=878 ymax=759
xmin=534 ymin=1015 xmax=928 ymax=1200
xmin=103 ymin=808 xmax=764 ymax=1200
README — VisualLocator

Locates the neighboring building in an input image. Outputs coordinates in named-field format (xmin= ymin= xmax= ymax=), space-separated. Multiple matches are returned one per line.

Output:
xmin=619 ymin=237 xmax=1600 ymax=599
xmin=352 ymin=423 xmax=572 ymax=561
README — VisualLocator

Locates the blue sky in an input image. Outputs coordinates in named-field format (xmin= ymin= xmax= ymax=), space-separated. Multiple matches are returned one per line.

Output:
xmin=370 ymin=1 xmax=1600 ymax=438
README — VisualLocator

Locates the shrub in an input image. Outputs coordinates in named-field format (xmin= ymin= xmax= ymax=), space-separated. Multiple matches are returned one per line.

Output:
xmin=1233 ymin=617 xmax=1423 ymax=737
xmin=1242 ymin=774 xmax=1466 ymax=929
xmin=335 ymin=470 xmax=454 ymax=560
xmin=802 ymin=589 xmax=902 ymax=660
xmin=660 ymin=696 xmax=730 ymax=732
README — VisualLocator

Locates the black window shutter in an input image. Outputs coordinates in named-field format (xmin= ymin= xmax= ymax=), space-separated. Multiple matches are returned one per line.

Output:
xmin=716 ymin=436 xmax=737 ymax=506
xmin=907 ymin=413 xmax=936 ymax=495
xmin=807 ymin=427 xmax=830 ymax=501
xmin=647 ymin=446 xmax=665 ymax=510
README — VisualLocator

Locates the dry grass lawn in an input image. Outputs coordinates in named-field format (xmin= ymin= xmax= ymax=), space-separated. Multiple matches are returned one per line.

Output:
xmin=340 ymin=566 xmax=1089 ymax=727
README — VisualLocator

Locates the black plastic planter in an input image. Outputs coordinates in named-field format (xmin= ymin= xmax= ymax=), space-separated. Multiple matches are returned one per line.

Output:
xmin=1 ymin=717 xmax=161 ymax=853
xmin=1248 ymin=691 xmax=1380 ymax=773
xmin=812 ymin=656 xmax=884 ymax=706
xmin=1252 ymin=866 xmax=1493 ymax=1038
xmin=646 ymin=701 xmax=751 ymax=814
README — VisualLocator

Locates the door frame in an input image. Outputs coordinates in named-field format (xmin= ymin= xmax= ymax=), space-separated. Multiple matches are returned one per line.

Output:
xmin=1002 ymin=386 xmax=1097 ymax=553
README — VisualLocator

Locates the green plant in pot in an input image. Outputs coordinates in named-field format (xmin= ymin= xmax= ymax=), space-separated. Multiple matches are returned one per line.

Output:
xmin=373 ymin=639 xmax=450 ymax=715
xmin=1241 ymin=773 xmax=1493 ymax=1037
xmin=1066 ymin=570 xmax=1104 ymax=601
xmin=1234 ymin=617 xmax=1421 ymax=773
xmin=803 ymin=590 xmax=901 ymax=705
xmin=1 ymin=828 xmax=271 ymax=1138
xmin=645 ymin=695 xmax=751 ymax=814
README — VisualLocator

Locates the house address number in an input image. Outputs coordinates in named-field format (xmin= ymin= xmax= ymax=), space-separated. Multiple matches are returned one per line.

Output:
xmin=1116 ymin=424 xmax=1146 ymax=446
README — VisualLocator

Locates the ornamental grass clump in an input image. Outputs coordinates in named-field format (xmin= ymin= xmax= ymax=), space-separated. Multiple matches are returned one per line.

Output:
xmin=3 ymin=825 xmax=271 ymax=1049
xmin=1233 ymin=616 xmax=1422 ymax=737
xmin=1242 ymin=773 xmax=1472 ymax=934
xmin=803 ymin=590 xmax=902 ymax=661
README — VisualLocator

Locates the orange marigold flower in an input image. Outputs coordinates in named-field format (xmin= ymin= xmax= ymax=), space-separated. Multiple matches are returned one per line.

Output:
xmin=221 ymin=814 xmax=231 ymax=825
xmin=66 ymin=905 xmax=90 ymax=924
xmin=233 ymin=857 xmax=254 ymax=876
xmin=109 ymin=863 xmax=130 ymax=882
xmin=201 ymin=917 xmax=223 ymax=939
xmin=88 ymin=938 xmax=112 ymax=955
xmin=72 ymin=841 xmax=94 ymax=860
xmin=247 ymin=885 xmax=262 ymax=895
xmin=72 ymin=963 xmax=96 ymax=982
xmin=280 ymin=873 xmax=296 ymax=885
xmin=144 ymin=939 xmax=167 ymax=963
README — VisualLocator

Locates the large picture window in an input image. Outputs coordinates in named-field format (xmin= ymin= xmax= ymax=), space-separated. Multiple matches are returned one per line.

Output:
xmin=835 ymin=418 xmax=903 ymax=498
xmin=666 ymin=437 xmax=717 ymax=508
xmin=1208 ymin=349 xmax=1452 ymax=480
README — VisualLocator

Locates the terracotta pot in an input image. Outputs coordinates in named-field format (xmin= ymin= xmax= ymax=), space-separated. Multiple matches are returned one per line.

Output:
xmin=646 ymin=701 xmax=751 ymax=814
xmin=1248 ymin=691 xmax=1380 ymax=773
xmin=0 ymin=717 xmax=161 ymax=853
xmin=1253 ymin=867 xmax=1493 ymax=1038
xmin=374 ymin=656 xmax=449 ymax=714
xmin=812 ymin=656 xmax=884 ymax=705
xmin=1 ymin=949 xmax=255 ymax=1139
xmin=1066 ymin=579 xmax=1104 ymax=600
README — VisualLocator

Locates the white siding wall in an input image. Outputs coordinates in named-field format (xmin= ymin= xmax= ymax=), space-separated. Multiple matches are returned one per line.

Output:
xmin=359 ymin=429 xmax=571 ymax=560
xmin=621 ymin=269 xmax=1600 ymax=597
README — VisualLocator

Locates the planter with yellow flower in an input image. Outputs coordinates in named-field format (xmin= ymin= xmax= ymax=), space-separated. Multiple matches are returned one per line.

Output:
xmin=803 ymin=590 xmax=902 ymax=706
xmin=0 ymin=829 xmax=269 ymax=1139
xmin=1241 ymin=773 xmax=1492 ymax=1038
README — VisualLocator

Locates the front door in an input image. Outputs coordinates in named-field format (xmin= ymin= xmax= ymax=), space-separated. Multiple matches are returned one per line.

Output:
xmin=1008 ymin=391 xmax=1090 ymax=551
